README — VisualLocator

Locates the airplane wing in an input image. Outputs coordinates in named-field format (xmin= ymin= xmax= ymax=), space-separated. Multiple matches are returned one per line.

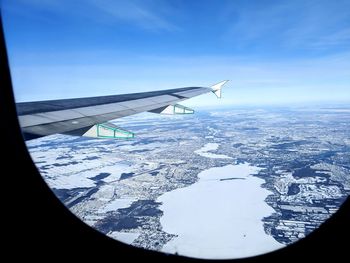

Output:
xmin=16 ymin=80 xmax=228 ymax=140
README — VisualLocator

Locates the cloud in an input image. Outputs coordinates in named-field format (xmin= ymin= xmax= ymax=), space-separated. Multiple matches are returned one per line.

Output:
xmin=86 ymin=0 xmax=180 ymax=31
xmin=222 ymin=0 xmax=350 ymax=51
xmin=224 ymin=2 xmax=294 ymax=41
xmin=287 ymin=28 xmax=350 ymax=50
xmin=4 ymin=0 xmax=179 ymax=32
xmin=5 ymin=1 xmax=350 ymax=106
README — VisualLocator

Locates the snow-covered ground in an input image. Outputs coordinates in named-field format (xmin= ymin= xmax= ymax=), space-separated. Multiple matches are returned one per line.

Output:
xmin=108 ymin=231 xmax=140 ymax=244
xmin=158 ymin=163 xmax=284 ymax=259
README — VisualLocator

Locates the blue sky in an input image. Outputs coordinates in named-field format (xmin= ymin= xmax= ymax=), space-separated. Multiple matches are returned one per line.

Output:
xmin=2 ymin=0 xmax=350 ymax=106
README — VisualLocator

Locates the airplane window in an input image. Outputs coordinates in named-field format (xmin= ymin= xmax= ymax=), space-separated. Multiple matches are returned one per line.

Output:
xmin=2 ymin=0 xmax=350 ymax=260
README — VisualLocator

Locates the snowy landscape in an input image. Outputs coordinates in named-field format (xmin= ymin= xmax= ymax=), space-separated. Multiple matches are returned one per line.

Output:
xmin=27 ymin=106 xmax=350 ymax=259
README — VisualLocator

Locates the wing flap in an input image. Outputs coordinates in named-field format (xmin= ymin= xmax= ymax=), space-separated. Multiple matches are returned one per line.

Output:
xmin=83 ymin=122 xmax=134 ymax=139
xmin=149 ymin=104 xmax=194 ymax=115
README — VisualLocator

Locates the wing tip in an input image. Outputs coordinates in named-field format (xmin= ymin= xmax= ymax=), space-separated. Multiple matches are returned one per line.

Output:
xmin=211 ymin=80 xmax=229 ymax=98
xmin=211 ymin=80 xmax=229 ymax=91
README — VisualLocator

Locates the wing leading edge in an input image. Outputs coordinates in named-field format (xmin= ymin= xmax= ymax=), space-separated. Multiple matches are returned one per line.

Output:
xmin=17 ymin=80 xmax=229 ymax=140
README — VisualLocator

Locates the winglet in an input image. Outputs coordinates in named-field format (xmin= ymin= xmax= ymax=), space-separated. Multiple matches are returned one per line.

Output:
xmin=211 ymin=80 xmax=229 ymax=98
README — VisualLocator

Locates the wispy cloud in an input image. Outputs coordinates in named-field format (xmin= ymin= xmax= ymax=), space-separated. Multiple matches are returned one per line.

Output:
xmin=86 ymin=0 xmax=180 ymax=31
xmin=286 ymin=26 xmax=350 ymax=50
xmin=223 ymin=2 xmax=294 ymax=42
xmin=4 ymin=0 xmax=350 ymax=106
xmin=223 ymin=0 xmax=350 ymax=51
xmin=4 ymin=0 xmax=180 ymax=32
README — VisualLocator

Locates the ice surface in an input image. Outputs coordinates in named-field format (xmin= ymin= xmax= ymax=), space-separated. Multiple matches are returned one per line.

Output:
xmin=158 ymin=163 xmax=284 ymax=259
xmin=108 ymin=231 xmax=140 ymax=245
xmin=99 ymin=198 xmax=135 ymax=213
xmin=194 ymin=143 xmax=232 ymax=159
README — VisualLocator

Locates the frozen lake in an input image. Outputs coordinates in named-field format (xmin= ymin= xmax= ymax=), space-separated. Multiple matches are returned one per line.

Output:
xmin=194 ymin=143 xmax=233 ymax=159
xmin=158 ymin=163 xmax=284 ymax=259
